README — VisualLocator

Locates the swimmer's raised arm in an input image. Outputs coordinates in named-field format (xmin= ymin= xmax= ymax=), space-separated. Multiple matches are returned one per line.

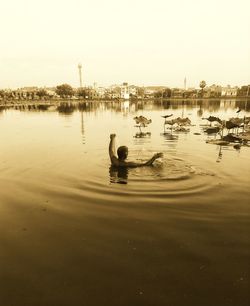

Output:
xmin=109 ymin=134 xmax=116 ymax=156
xmin=109 ymin=134 xmax=118 ymax=165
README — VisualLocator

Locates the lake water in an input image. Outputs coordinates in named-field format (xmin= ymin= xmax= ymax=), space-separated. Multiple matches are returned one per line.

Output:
xmin=0 ymin=100 xmax=249 ymax=306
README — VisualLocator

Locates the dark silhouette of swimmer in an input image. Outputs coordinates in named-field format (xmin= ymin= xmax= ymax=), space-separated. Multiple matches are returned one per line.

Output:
xmin=109 ymin=134 xmax=163 ymax=167
xmin=109 ymin=166 xmax=128 ymax=184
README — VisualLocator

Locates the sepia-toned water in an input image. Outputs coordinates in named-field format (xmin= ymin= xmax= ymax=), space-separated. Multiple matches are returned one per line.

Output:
xmin=0 ymin=100 xmax=249 ymax=306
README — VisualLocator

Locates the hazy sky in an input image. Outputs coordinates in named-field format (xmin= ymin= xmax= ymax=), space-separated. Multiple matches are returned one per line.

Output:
xmin=1 ymin=0 xmax=249 ymax=89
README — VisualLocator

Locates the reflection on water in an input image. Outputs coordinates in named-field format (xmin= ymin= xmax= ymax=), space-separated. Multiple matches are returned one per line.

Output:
xmin=57 ymin=102 xmax=76 ymax=114
xmin=2 ymin=98 xmax=250 ymax=113
xmin=1 ymin=99 xmax=249 ymax=164
xmin=0 ymin=99 xmax=250 ymax=306
xmin=162 ymin=133 xmax=179 ymax=141
xmin=1 ymin=99 xmax=250 ymax=173
xmin=80 ymin=111 xmax=85 ymax=144
xmin=134 ymin=132 xmax=151 ymax=138
xmin=109 ymin=156 xmax=212 ymax=185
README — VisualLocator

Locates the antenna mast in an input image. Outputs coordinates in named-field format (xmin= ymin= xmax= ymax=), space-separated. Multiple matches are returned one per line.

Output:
xmin=78 ymin=63 xmax=83 ymax=88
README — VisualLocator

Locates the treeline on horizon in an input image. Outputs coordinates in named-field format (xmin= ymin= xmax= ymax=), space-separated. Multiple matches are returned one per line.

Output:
xmin=0 ymin=82 xmax=250 ymax=101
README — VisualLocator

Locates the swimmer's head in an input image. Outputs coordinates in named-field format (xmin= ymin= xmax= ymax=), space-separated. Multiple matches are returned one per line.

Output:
xmin=117 ymin=146 xmax=128 ymax=160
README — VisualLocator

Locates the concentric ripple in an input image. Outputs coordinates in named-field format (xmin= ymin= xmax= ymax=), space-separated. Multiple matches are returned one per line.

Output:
xmin=78 ymin=156 xmax=221 ymax=204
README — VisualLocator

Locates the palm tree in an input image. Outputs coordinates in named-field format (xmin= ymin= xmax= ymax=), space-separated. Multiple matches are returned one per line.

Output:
xmin=199 ymin=80 xmax=206 ymax=97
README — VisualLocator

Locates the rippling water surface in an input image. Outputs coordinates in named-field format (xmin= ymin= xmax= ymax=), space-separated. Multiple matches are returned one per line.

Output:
xmin=0 ymin=100 xmax=249 ymax=306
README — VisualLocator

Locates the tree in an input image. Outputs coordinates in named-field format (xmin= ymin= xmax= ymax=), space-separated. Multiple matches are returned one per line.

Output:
xmin=76 ymin=88 xmax=86 ymax=99
xmin=154 ymin=88 xmax=171 ymax=99
xmin=199 ymin=80 xmax=206 ymax=97
xmin=237 ymin=85 xmax=250 ymax=97
xmin=154 ymin=91 xmax=163 ymax=99
xmin=137 ymin=87 xmax=145 ymax=98
xmin=0 ymin=90 xmax=5 ymax=99
xmin=56 ymin=84 xmax=74 ymax=98
xmin=163 ymin=88 xmax=171 ymax=98
xmin=36 ymin=89 xmax=48 ymax=99
xmin=199 ymin=80 xmax=206 ymax=90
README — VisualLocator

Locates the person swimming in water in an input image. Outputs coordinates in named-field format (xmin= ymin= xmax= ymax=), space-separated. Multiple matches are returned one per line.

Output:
xmin=109 ymin=134 xmax=163 ymax=167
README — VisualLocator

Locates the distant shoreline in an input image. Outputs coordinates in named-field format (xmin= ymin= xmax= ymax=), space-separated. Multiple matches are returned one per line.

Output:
xmin=1 ymin=97 xmax=250 ymax=107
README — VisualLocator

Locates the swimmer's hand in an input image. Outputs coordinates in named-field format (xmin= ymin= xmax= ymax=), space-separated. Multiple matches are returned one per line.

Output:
xmin=153 ymin=152 xmax=164 ymax=159
xmin=143 ymin=152 xmax=164 ymax=166
xmin=110 ymin=134 xmax=116 ymax=140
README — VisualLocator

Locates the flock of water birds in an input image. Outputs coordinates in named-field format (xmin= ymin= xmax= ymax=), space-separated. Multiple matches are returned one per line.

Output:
xmin=133 ymin=110 xmax=250 ymax=149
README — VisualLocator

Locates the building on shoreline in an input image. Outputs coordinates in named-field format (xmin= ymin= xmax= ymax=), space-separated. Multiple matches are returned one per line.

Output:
xmin=202 ymin=85 xmax=222 ymax=98
xmin=221 ymin=85 xmax=238 ymax=97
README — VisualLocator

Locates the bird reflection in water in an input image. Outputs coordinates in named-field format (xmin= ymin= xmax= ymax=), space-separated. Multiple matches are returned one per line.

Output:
xmin=216 ymin=145 xmax=223 ymax=163
xmin=134 ymin=132 xmax=151 ymax=138
xmin=109 ymin=166 xmax=129 ymax=184
xmin=197 ymin=106 xmax=203 ymax=117
xmin=161 ymin=132 xmax=178 ymax=141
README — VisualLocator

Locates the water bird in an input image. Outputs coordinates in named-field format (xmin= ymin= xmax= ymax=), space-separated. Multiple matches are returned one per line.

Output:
xmin=164 ymin=119 xmax=176 ymax=128
xmin=164 ymin=117 xmax=191 ymax=128
xmin=206 ymin=139 xmax=230 ymax=145
xmin=175 ymin=117 xmax=191 ymax=126
xmin=222 ymin=133 xmax=241 ymax=143
xmin=244 ymin=116 xmax=250 ymax=125
xmin=225 ymin=120 xmax=241 ymax=132
xmin=204 ymin=126 xmax=221 ymax=134
xmin=162 ymin=114 xmax=174 ymax=132
xmin=202 ymin=116 xmax=222 ymax=126
xmin=234 ymin=144 xmax=241 ymax=150
xmin=161 ymin=114 xmax=173 ymax=119
xmin=236 ymin=108 xmax=241 ymax=113
xmin=133 ymin=116 xmax=152 ymax=127
xmin=237 ymin=131 xmax=250 ymax=142
xmin=134 ymin=116 xmax=152 ymax=133
xmin=174 ymin=126 xmax=190 ymax=132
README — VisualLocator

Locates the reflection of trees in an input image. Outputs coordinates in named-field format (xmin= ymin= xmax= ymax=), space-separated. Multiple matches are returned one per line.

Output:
xmin=78 ymin=102 xmax=92 ymax=111
xmin=220 ymin=100 xmax=250 ymax=112
xmin=221 ymin=99 xmax=236 ymax=111
xmin=236 ymin=100 xmax=250 ymax=112
xmin=76 ymin=100 xmax=221 ymax=113
xmin=57 ymin=102 xmax=77 ymax=115
xmin=31 ymin=99 xmax=250 ymax=115
xmin=36 ymin=104 xmax=50 ymax=111
xmin=0 ymin=105 xmax=7 ymax=114
xmin=23 ymin=104 xmax=50 ymax=111
xmin=198 ymin=100 xmax=221 ymax=112
xmin=162 ymin=101 xmax=171 ymax=109
xmin=197 ymin=101 xmax=203 ymax=117
xmin=135 ymin=101 xmax=145 ymax=111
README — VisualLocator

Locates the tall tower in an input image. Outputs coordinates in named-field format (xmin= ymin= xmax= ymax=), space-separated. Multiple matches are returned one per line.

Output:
xmin=184 ymin=77 xmax=187 ymax=90
xmin=78 ymin=63 xmax=83 ymax=88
